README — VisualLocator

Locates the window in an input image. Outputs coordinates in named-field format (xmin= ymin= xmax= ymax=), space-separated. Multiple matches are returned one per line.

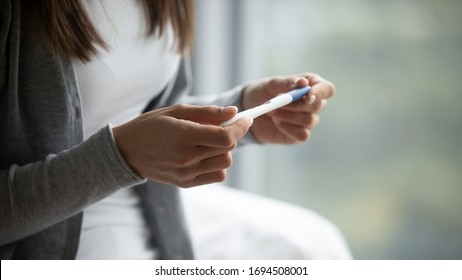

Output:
xmin=193 ymin=0 xmax=462 ymax=259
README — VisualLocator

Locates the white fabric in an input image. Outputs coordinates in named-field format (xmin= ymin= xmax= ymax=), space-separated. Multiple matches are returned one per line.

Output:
xmin=73 ymin=0 xmax=180 ymax=260
xmin=181 ymin=184 xmax=352 ymax=259
xmin=75 ymin=189 xmax=157 ymax=260
xmin=73 ymin=0 xmax=180 ymax=138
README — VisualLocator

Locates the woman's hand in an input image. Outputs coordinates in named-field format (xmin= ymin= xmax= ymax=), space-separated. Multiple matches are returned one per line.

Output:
xmin=113 ymin=104 xmax=252 ymax=187
xmin=242 ymin=73 xmax=335 ymax=144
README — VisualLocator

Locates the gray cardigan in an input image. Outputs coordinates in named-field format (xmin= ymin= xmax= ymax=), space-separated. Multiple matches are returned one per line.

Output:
xmin=0 ymin=0 xmax=250 ymax=259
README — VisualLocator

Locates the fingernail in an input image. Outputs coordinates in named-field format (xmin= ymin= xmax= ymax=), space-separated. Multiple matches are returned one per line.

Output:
xmin=308 ymin=95 xmax=317 ymax=104
xmin=223 ymin=106 xmax=237 ymax=114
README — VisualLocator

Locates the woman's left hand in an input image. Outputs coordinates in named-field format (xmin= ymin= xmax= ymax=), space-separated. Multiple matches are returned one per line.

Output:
xmin=242 ymin=73 xmax=335 ymax=144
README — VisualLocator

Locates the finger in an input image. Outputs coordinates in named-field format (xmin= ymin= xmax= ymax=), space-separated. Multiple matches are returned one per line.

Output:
xmin=262 ymin=76 xmax=309 ymax=98
xmin=180 ymin=152 xmax=233 ymax=180
xmin=185 ymin=116 xmax=252 ymax=148
xmin=181 ymin=170 xmax=227 ymax=188
xmin=297 ymin=73 xmax=335 ymax=101
xmin=198 ymin=152 xmax=233 ymax=173
xmin=277 ymin=98 xmax=328 ymax=113
xmin=273 ymin=120 xmax=311 ymax=143
xmin=311 ymin=99 xmax=328 ymax=113
xmin=222 ymin=116 xmax=253 ymax=143
xmin=270 ymin=111 xmax=320 ymax=128
xmin=193 ymin=144 xmax=236 ymax=162
xmin=170 ymin=104 xmax=238 ymax=125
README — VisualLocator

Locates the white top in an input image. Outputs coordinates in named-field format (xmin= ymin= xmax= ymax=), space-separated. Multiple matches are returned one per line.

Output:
xmin=72 ymin=0 xmax=181 ymax=259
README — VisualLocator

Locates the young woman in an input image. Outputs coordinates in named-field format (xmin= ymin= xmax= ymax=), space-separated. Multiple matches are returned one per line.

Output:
xmin=0 ymin=0 xmax=341 ymax=259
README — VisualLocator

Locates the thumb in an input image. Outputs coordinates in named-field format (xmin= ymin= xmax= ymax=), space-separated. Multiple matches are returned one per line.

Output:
xmin=224 ymin=115 xmax=253 ymax=141
xmin=264 ymin=76 xmax=309 ymax=98
xmin=170 ymin=104 xmax=238 ymax=125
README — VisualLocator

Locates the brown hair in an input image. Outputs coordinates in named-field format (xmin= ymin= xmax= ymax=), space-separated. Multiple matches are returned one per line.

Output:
xmin=33 ymin=0 xmax=195 ymax=62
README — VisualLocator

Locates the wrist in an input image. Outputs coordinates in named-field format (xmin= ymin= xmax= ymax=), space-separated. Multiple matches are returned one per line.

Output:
xmin=111 ymin=124 xmax=145 ymax=180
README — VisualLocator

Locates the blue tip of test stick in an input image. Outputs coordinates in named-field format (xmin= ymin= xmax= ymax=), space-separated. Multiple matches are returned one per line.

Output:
xmin=288 ymin=86 xmax=311 ymax=101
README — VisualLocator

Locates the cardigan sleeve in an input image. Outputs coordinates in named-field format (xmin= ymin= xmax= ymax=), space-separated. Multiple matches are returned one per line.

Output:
xmin=0 ymin=125 xmax=145 ymax=246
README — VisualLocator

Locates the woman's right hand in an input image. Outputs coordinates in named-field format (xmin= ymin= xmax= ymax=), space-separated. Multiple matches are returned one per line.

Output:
xmin=112 ymin=104 xmax=252 ymax=187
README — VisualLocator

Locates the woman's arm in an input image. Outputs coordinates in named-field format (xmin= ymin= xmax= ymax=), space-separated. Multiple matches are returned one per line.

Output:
xmin=0 ymin=126 xmax=144 ymax=246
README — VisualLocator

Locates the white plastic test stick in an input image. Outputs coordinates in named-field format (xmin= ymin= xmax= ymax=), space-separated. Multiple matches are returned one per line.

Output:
xmin=220 ymin=86 xmax=311 ymax=127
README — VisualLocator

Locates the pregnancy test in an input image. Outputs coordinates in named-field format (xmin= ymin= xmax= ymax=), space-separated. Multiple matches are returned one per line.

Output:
xmin=220 ymin=86 xmax=311 ymax=127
